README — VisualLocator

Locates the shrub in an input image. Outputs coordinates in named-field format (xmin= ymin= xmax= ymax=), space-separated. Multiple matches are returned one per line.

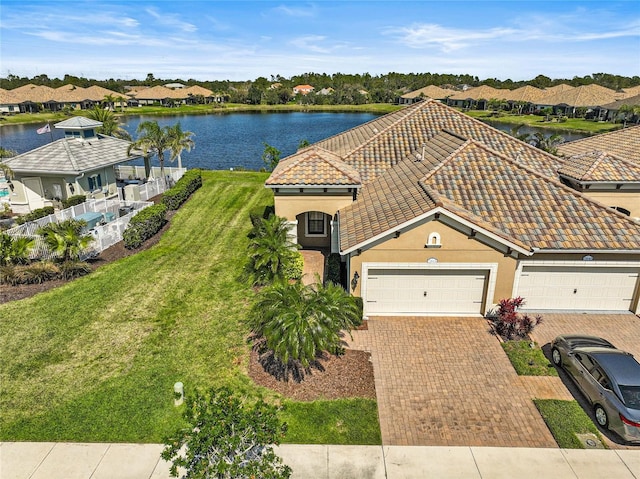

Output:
xmin=58 ymin=260 xmax=92 ymax=280
xmin=0 ymin=264 xmax=18 ymax=285
xmin=491 ymin=297 xmax=543 ymax=340
xmin=246 ymin=215 xmax=299 ymax=286
xmin=326 ymin=253 xmax=342 ymax=285
xmin=123 ymin=204 xmax=167 ymax=249
xmin=249 ymin=205 xmax=275 ymax=228
xmin=15 ymin=206 xmax=54 ymax=225
xmin=61 ymin=195 xmax=87 ymax=209
xmin=162 ymin=387 xmax=291 ymax=479
xmin=16 ymin=261 xmax=60 ymax=284
xmin=282 ymin=250 xmax=304 ymax=281
xmin=0 ymin=234 xmax=35 ymax=265
xmin=161 ymin=169 xmax=202 ymax=210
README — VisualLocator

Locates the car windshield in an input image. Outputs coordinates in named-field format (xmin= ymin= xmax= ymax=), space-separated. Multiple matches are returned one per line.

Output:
xmin=620 ymin=386 xmax=640 ymax=409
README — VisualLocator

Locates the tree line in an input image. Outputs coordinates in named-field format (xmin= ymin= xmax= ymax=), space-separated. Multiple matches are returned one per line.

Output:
xmin=2 ymin=72 xmax=639 ymax=106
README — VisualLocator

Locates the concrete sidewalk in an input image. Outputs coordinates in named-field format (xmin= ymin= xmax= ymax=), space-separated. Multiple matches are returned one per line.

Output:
xmin=2 ymin=443 xmax=639 ymax=479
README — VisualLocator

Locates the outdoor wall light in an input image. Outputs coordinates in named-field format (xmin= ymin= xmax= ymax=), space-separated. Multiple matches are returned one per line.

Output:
xmin=351 ymin=271 xmax=360 ymax=291
xmin=68 ymin=183 xmax=75 ymax=194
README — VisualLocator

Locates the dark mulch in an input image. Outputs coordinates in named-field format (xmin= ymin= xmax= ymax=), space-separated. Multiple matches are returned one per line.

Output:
xmin=248 ymin=347 xmax=376 ymax=401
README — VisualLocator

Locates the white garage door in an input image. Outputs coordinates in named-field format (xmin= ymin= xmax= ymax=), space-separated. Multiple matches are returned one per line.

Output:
xmin=365 ymin=268 xmax=487 ymax=315
xmin=516 ymin=266 xmax=639 ymax=311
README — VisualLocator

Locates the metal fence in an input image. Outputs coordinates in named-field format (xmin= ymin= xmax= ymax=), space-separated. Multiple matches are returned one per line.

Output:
xmin=6 ymin=198 xmax=154 ymax=261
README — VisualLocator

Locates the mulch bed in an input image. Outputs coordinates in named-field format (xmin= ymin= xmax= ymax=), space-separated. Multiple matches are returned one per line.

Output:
xmin=1 ymin=202 xmax=377 ymax=401
xmin=248 ymin=348 xmax=376 ymax=401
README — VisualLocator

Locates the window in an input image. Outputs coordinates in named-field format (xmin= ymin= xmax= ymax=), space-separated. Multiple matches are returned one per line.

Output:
xmin=88 ymin=174 xmax=102 ymax=191
xmin=307 ymin=211 xmax=325 ymax=235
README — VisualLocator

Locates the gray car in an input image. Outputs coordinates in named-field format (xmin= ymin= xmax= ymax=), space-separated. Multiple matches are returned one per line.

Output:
xmin=551 ymin=334 xmax=640 ymax=444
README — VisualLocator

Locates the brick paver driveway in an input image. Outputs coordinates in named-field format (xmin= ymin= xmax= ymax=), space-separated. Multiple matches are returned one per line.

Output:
xmin=531 ymin=313 xmax=640 ymax=359
xmin=348 ymin=317 xmax=558 ymax=447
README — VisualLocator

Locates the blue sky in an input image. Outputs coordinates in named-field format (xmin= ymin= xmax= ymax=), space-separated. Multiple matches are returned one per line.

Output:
xmin=1 ymin=1 xmax=639 ymax=81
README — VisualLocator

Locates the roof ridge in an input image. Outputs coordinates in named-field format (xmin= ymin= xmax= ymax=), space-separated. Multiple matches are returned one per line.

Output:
xmin=342 ymin=101 xmax=431 ymax=157
xmin=418 ymin=136 xmax=474 ymax=185
xmin=61 ymin=139 xmax=81 ymax=171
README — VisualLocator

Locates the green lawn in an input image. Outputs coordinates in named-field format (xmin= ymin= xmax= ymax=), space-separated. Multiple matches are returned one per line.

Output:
xmin=0 ymin=170 xmax=380 ymax=444
xmin=465 ymin=110 xmax=621 ymax=134
xmin=534 ymin=399 xmax=605 ymax=449
xmin=501 ymin=341 xmax=558 ymax=376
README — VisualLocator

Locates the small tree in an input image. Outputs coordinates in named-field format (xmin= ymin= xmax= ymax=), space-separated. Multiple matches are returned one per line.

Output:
xmin=247 ymin=215 xmax=299 ymax=285
xmin=262 ymin=143 xmax=282 ymax=171
xmin=37 ymin=219 xmax=93 ymax=262
xmin=162 ymin=387 xmax=291 ymax=479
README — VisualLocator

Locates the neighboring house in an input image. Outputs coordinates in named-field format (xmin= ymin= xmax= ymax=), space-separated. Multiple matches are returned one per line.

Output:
xmin=446 ymin=85 xmax=507 ymax=109
xmin=266 ymin=100 xmax=640 ymax=316
xmin=399 ymin=85 xmax=456 ymax=105
xmin=556 ymin=125 xmax=640 ymax=219
xmin=293 ymin=84 xmax=314 ymax=95
xmin=2 ymin=117 xmax=141 ymax=213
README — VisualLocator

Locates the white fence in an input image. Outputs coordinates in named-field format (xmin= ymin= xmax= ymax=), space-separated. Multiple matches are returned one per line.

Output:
xmin=6 ymin=198 xmax=153 ymax=261
xmin=114 ymin=165 xmax=186 ymax=182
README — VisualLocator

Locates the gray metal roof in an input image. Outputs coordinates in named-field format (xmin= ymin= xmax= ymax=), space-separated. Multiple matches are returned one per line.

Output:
xmin=54 ymin=117 xmax=103 ymax=130
xmin=3 ymin=135 xmax=139 ymax=175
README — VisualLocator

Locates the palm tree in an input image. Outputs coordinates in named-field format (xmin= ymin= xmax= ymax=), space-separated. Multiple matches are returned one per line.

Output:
xmin=37 ymin=219 xmax=93 ymax=262
xmin=247 ymin=214 xmax=298 ymax=286
xmin=127 ymin=121 xmax=172 ymax=183
xmin=86 ymin=106 xmax=131 ymax=140
xmin=509 ymin=124 xmax=532 ymax=143
xmin=0 ymin=233 xmax=35 ymax=265
xmin=532 ymin=132 xmax=564 ymax=155
xmin=167 ymin=123 xmax=195 ymax=170
xmin=249 ymin=280 xmax=361 ymax=371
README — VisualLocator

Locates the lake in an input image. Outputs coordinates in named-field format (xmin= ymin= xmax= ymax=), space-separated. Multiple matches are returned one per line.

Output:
xmin=0 ymin=112 xmax=378 ymax=171
xmin=0 ymin=112 xmax=588 ymax=171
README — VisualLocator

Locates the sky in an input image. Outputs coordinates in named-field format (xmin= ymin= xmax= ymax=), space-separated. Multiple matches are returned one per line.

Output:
xmin=1 ymin=0 xmax=639 ymax=82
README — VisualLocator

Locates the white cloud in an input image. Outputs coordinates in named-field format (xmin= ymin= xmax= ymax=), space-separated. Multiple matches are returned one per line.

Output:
xmin=290 ymin=35 xmax=331 ymax=54
xmin=145 ymin=7 xmax=197 ymax=33
xmin=273 ymin=4 xmax=317 ymax=17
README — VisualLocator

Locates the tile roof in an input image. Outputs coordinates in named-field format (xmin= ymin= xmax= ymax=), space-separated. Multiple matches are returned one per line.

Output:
xmin=266 ymin=147 xmax=361 ymax=186
xmin=339 ymin=132 xmax=640 ymax=252
xmin=535 ymin=84 xmax=624 ymax=107
xmin=2 ymin=135 xmax=139 ymax=175
xmin=401 ymin=85 xmax=457 ymax=100
xmin=314 ymin=100 xmax=562 ymax=184
xmin=447 ymin=85 xmax=507 ymax=100
xmin=601 ymin=94 xmax=640 ymax=110
xmin=500 ymin=86 xmax=547 ymax=103
xmin=54 ymin=117 xmax=103 ymax=129
xmin=558 ymin=151 xmax=640 ymax=182
xmin=557 ymin=125 xmax=640 ymax=164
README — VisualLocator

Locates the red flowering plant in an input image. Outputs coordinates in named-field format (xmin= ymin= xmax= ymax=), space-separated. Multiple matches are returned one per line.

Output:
xmin=492 ymin=297 xmax=543 ymax=340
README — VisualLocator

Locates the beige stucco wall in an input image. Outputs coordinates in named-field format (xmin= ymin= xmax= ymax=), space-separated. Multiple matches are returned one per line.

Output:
xmin=581 ymin=191 xmax=640 ymax=219
xmin=274 ymin=194 xmax=352 ymax=222
xmin=348 ymin=219 xmax=517 ymax=306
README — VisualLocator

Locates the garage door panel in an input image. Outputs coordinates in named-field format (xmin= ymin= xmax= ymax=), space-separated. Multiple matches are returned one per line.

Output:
xmin=365 ymin=269 xmax=487 ymax=315
xmin=517 ymin=266 xmax=638 ymax=312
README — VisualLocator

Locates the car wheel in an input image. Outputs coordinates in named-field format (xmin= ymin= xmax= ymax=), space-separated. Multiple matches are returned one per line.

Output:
xmin=595 ymin=405 xmax=608 ymax=428
xmin=551 ymin=347 xmax=562 ymax=367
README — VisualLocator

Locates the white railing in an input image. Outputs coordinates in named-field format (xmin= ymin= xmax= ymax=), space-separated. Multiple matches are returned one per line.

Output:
xmin=115 ymin=165 xmax=186 ymax=182
xmin=6 ymin=199 xmax=154 ymax=261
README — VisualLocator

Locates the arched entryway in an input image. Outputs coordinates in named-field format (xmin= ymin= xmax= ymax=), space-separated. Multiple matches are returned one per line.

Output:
xmin=295 ymin=211 xmax=333 ymax=249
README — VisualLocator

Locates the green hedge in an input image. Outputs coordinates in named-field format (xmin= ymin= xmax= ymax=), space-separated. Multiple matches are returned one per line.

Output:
xmin=62 ymin=195 xmax=86 ymax=209
xmin=15 ymin=207 xmax=54 ymax=225
xmin=162 ymin=170 xmax=202 ymax=210
xmin=123 ymin=204 xmax=167 ymax=249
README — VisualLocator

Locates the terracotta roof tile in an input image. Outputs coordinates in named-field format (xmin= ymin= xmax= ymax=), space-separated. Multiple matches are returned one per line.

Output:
xmin=558 ymin=151 xmax=640 ymax=182
xmin=557 ymin=125 xmax=640 ymax=164
xmin=266 ymin=146 xmax=361 ymax=186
